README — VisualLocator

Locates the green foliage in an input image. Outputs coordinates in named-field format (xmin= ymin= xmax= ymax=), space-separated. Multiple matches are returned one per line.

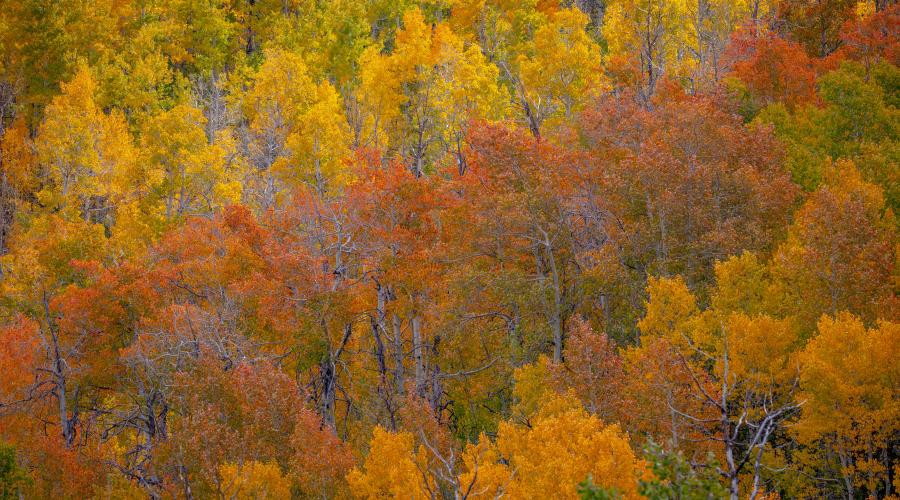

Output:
xmin=578 ymin=476 xmax=621 ymax=500
xmin=756 ymin=61 xmax=899 ymax=212
xmin=0 ymin=443 xmax=30 ymax=499
xmin=819 ymin=62 xmax=897 ymax=155
xmin=637 ymin=441 xmax=726 ymax=500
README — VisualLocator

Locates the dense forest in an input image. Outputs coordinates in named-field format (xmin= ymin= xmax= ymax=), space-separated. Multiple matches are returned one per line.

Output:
xmin=0 ymin=0 xmax=897 ymax=498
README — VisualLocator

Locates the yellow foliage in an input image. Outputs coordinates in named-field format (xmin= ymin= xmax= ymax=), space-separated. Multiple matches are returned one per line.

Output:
xmin=36 ymin=64 xmax=136 ymax=207
xmin=218 ymin=461 xmax=292 ymax=500
xmin=726 ymin=313 xmax=800 ymax=388
xmin=243 ymin=49 xmax=316 ymax=135
xmin=711 ymin=252 xmax=771 ymax=316
xmin=769 ymin=161 xmax=895 ymax=331
xmin=460 ymin=394 xmax=646 ymax=499
xmin=798 ymin=314 xmax=899 ymax=441
xmin=358 ymin=8 xmax=506 ymax=169
xmin=796 ymin=313 xmax=900 ymax=492
xmin=517 ymin=8 xmax=606 ymax=124
xmin=638 ymin=275 xmax=699 ymax=340
xmin=641 ymin=274 xmax=803 ymax=387
xmin=856 ymin=0 xmax=876 ymax=18
xmin=346 ymin=427 xmax=432 ymax=499
xmin=0 ymin=212 xmax=109 ymax=303
xmin=603 ymin=0 xmax=771 ymax=89
xmin=243 ymin=48 xmax=350 ymax=198
xmin=280 ymin=82 xmax=352 ymax=192
xmin=141 ymin=104 xmax=237 ymax=218
xmin=358 ymin=45 xmax=406 ymax=146
xmin=0 ymin=117 xmax=38 ymax=194
xmin=511 ymin=355 xmax=553 ymax=420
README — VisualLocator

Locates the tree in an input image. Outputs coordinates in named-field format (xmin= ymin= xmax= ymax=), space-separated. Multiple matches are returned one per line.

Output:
xmin=140 ymin=103 xmax=241 ymax=220
xmin=0 ymin=216 xmax=117 ymax=456
xmin=603 ymin=0 xmax=768 ymax=99
xmin=458 ymin=393 xmax=646 ymax=499
xmin=0 ymin=118 xmax=37 ymax=253
xmin=281 ymin=82 xmax=352 ymax=194
xmin=839 ymin=4 xmax=900 ymax=74
xmin=509 ymin=7 xmax=605 ymax=136
xmin=0 ymin=1 xmax=896 ymax=497
xmin=550 ymin=317 xmax=626 ymax=422
xmin=289 ymin=410 xmax=355 ymax=497
xmin=728 ymin=31 xmax=819 ymax=113
xmin=0 ymin=0 xmax=125 ymax=112
xmin=156 ymin=0 xmax=239 ymax=76
xmin=634 ymin=275 xmax=804 ymax=499
xmin=346 ymin=427 xmax=432 ymax=499
xmin=461 ymin=123 xmax=584 ymax=361
xmin=241 ymin=48 xmax=318 ymax=209
xmin=573 ymin=94 xmax=796 ymax=337
xmin=754 ymin=60 xmax=899 ymax=208
xmin=769 ymin=162 xmax=897 ymax=330
xmin=795 ymin=313 xmax=899 ymax=498
xmin=349 ymin=160 xmax=455 ymax=414
xmin=218 ymin=461 xmax=292 ymax=500
xmin=358 ymin=8 xmax=505 ymax=174
xmin=35 ymin=64 xmax=135 ymax=222
xmin=777 ymin=0 xmax=859 ymax=56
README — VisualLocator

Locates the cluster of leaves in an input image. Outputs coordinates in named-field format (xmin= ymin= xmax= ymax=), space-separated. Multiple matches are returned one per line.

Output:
xmin=0 ymin=0 xmax=897 ymax=498
xmin=0 ymin=443 xmax=31 ymax=499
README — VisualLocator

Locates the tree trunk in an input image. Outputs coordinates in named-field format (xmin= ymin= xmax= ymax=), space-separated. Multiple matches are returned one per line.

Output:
xmin=521 ymin=97 xmax=542 ymax=139
xmin=42 ymin=294 xmax=76 ymax=448
xmin=543 ymin=235 xmax=564 ymax=363
xmin=392 ymin=314 xmax=405 ymax=394
xmin=412 ymin=315 xmax=426 ymax=397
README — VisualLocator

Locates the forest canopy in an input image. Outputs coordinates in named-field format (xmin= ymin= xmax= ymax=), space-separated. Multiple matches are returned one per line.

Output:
xmin=0 ymin=0 xmax=897 ymax=498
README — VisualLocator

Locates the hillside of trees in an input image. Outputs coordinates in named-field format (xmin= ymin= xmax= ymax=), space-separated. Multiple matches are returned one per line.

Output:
xmin=0 ymin=0 xmax=897 ymax=498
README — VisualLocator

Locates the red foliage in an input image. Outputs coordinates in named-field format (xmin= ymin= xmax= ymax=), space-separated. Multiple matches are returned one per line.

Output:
xmin=728 ymin=30 xmax=819 ymax=110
